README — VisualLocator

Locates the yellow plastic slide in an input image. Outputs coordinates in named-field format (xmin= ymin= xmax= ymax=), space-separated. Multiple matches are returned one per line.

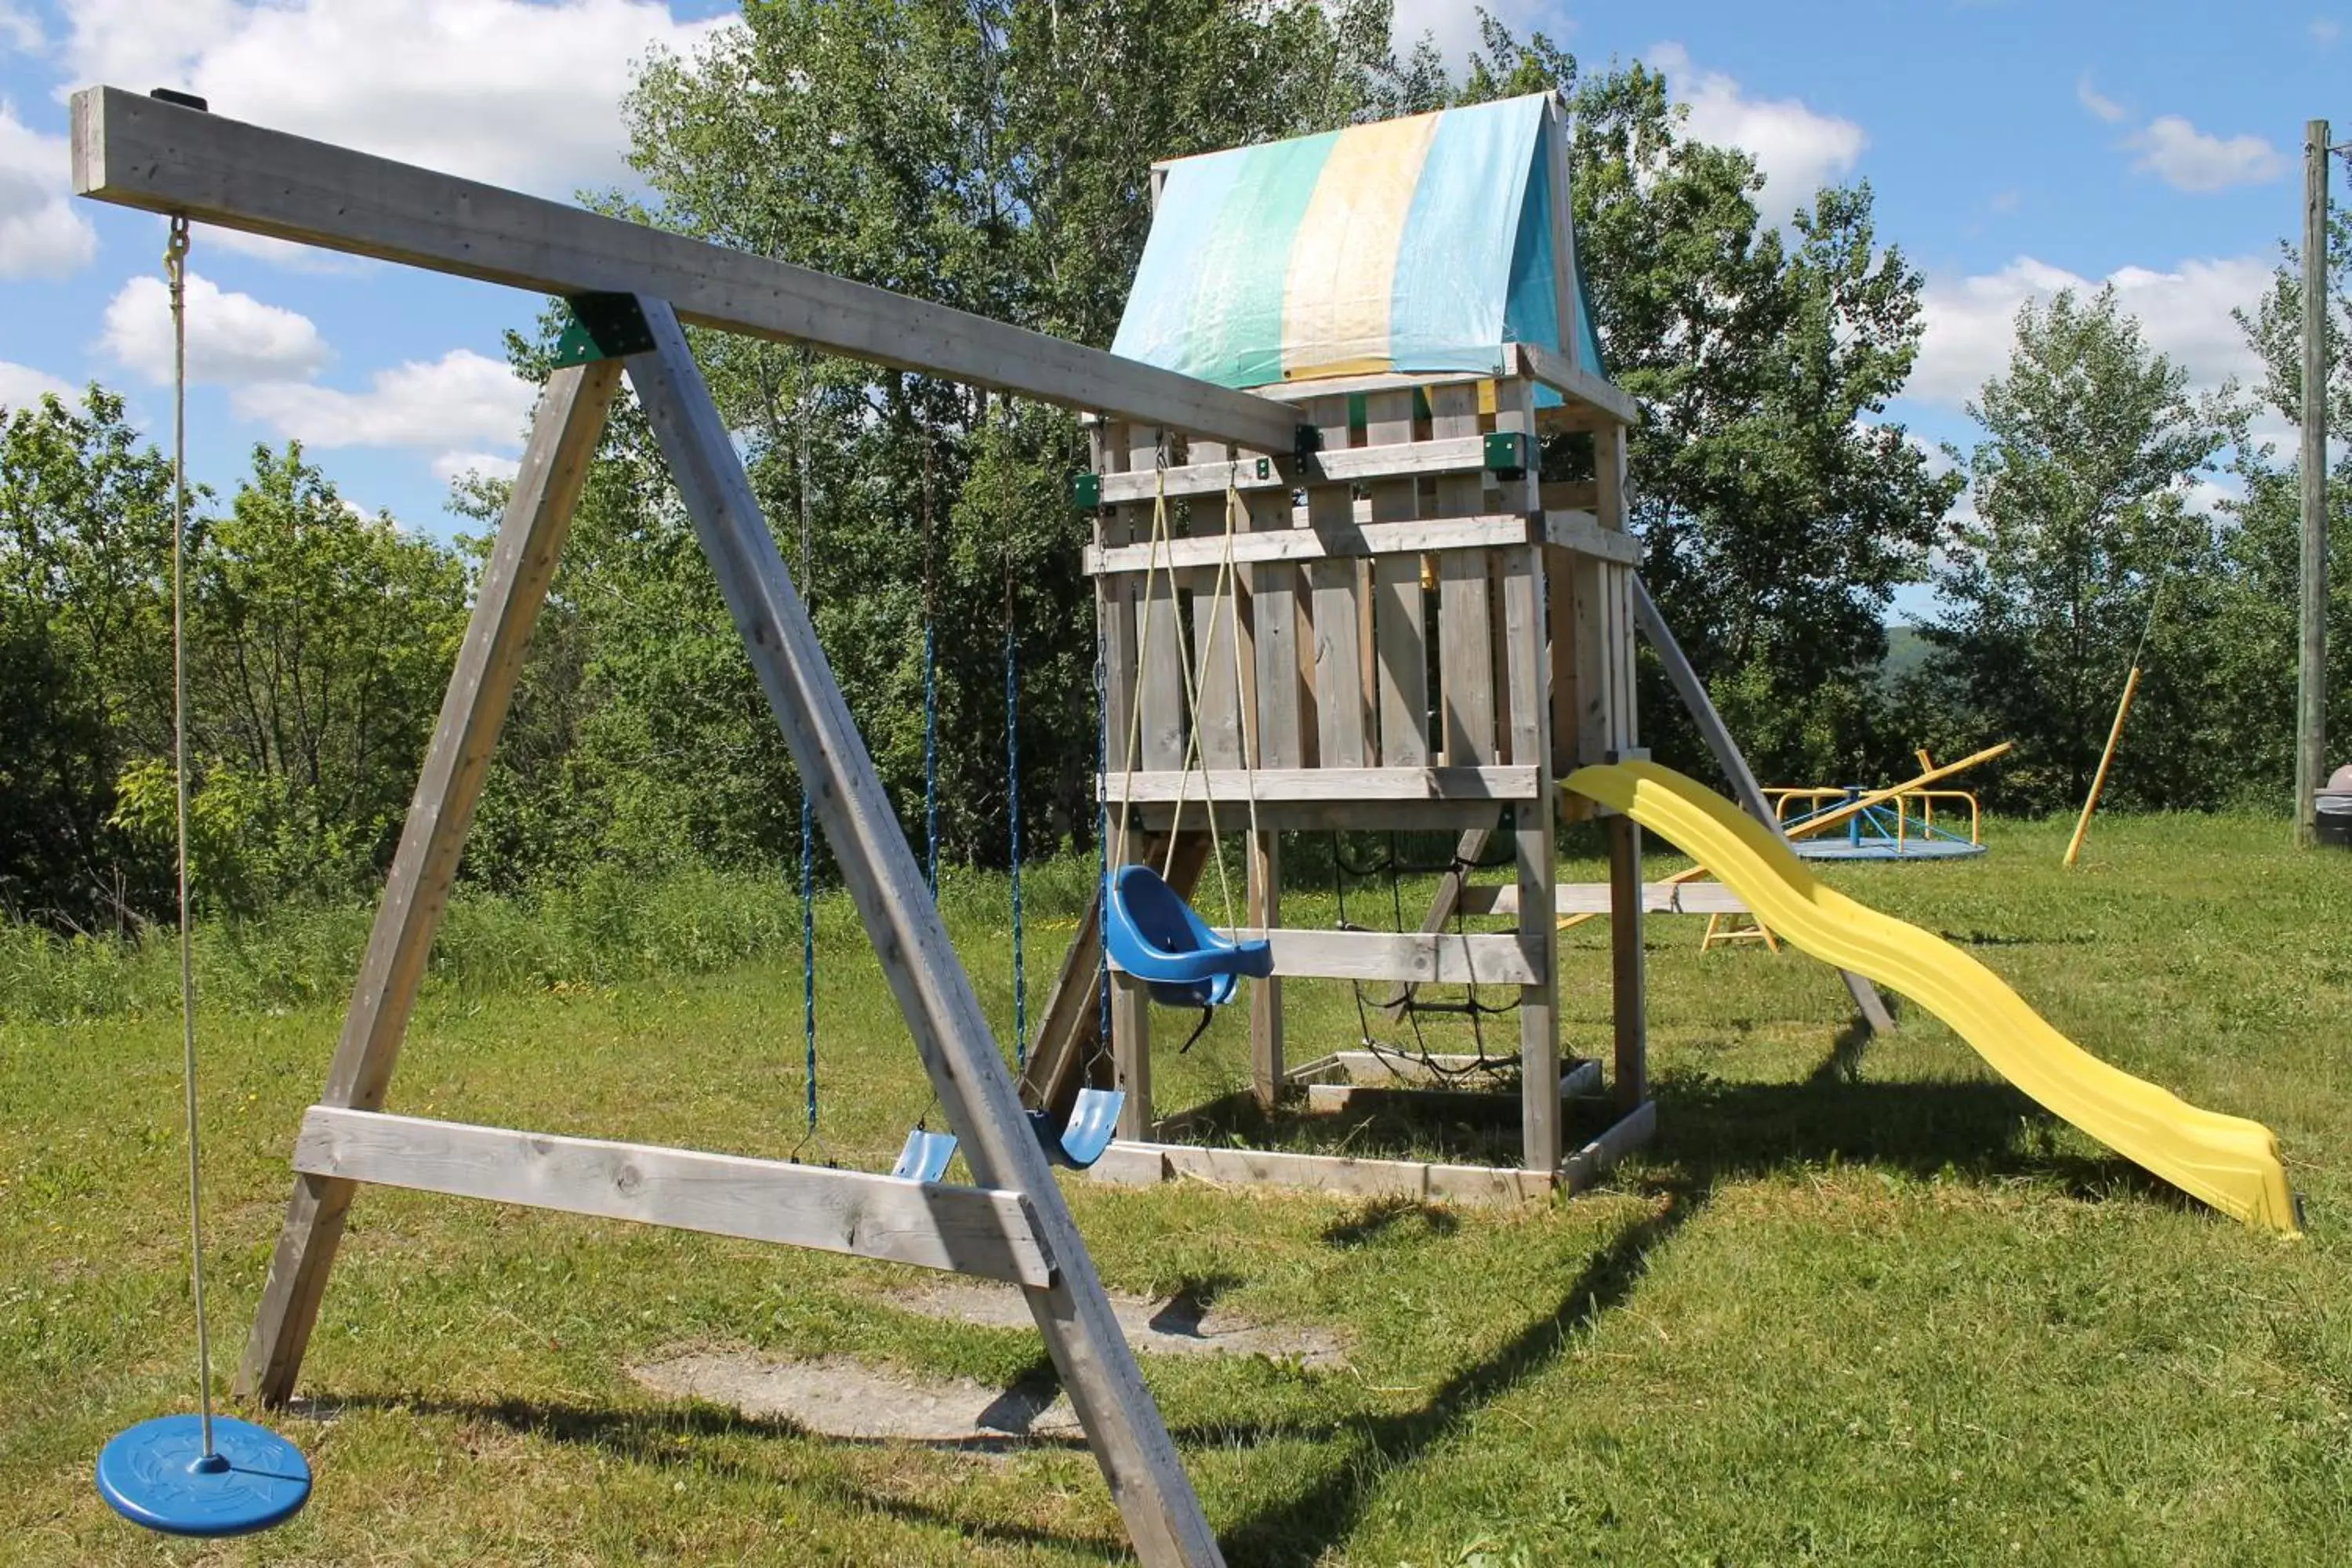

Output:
xmin=1566 ymin=760 xmax=2299 ymax=1235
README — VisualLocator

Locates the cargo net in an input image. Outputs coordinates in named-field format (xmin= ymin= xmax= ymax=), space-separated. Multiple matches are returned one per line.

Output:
xmin=1331 ymin=827 xmax=1522 ymax=1091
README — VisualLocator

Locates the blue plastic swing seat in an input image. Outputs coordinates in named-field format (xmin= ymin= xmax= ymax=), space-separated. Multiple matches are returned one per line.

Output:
xmin=1030 ymin=1087 xmax=1124 ymax=1169
xmin=1102 ymin=865 xmax=1273 ymax=1010
xmin=96 ymin=1414 xmax=312 ymax=1537
xmin=891 ymin=1127 xmax=960 ymax=1184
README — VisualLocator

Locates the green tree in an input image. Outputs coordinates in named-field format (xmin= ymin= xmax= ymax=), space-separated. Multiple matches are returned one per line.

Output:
xmin=0 ymin=387 xmax=178 ymax=927
xmin=110 ymin=444 xmax=469 ymax=911
xmin=1926 ymin=288 xmax=2231 ymax=811
xmin=1463 ymin=27 xmax=1961 ymax=781
xmin=473 ymin=0 xmax=1427 ymax=884
xmin=2203 ymin=200 xmax=2352 ymax=804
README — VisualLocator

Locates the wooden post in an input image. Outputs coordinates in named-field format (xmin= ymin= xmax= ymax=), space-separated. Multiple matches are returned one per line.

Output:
xmin=1246 ymin=461 xmax=1297 ymax=1109
xmin=1630 ymin=574 xmax=1896 ymax=1037
xmin=1366 ymin=390 xmax=1428 ymax=767
xmin=2297 ymin=119 xmax=2332 ymax=848
xmin=1247 ymin=833 xmax=1281 ymax=1105
xmin=1606 ymin=815 xmax=1646 ymax=1112
xmin=1492 ymin=379 xmax=1561 ymax=1172
xmin=238 ymin=361 xmax=622 ymax=1402
xmin=1114 ymin=423 xmax=1173 ymax=1138
xmin=624 ymin=301 xmax=1223 ymax=1567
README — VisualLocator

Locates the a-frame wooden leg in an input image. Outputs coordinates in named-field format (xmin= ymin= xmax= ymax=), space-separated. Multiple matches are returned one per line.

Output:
xmin=237 ymin=361 xmax=622 ymax=1403
xmin=622 ymin=300 xmax=1223 ymax=1568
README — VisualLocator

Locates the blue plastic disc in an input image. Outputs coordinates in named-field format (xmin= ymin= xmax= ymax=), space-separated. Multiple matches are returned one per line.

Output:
xmin=96 ymin=1414 xmax=311 ymax=1537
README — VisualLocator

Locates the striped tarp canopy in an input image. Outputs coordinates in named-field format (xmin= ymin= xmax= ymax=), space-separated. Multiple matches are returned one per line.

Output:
xmin=1111 ymin=93 xmax=1607 ymax=394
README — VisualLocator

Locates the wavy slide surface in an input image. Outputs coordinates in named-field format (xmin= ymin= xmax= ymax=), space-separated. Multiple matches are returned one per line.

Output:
xmin=1566 ymin=760 xmax=2299 ymax=1234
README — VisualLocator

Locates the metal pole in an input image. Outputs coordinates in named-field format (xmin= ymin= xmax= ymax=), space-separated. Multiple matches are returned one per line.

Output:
xmin=2297 ymin=120 xmax=2330 ymax=846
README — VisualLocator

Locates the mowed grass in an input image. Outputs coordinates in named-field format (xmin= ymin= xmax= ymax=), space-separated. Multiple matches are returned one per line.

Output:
xmin=2 ymin=814 xmax=2347 ymax=1565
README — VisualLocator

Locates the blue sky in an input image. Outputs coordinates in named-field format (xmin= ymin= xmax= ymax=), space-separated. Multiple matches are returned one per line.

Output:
xmin=1 ymin=0 xmax=2339 ymax=603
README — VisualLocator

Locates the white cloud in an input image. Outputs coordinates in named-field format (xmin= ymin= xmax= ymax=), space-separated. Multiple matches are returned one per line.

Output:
xmin=1390 ymin=0 xmax=1558 ymax=67
xmin=2314 ymin=18 xmax=2342 ymax=48
xmin=0 ymin=100 xmax=98 ymax=278
xmin=234 ymin=349 xmax=534 ymax=456
xmin=0 ymin=3 xmax=42 ymax=51
xmin=2128 ymin=115 xmax=2289 ymax=194
xmin=1911 ymin=253 xmax=2273 ymax=408
xmin=60 ymin=0 xmax=731 ymax=199
xmin=2075 ymin=74 xmax=2128 ymax=125
xmin=431 ymin=448 xmax=523 ymax=485
xmin=0 ymin=360 xmax=75 ymax=409
xmin=1646 ymin=42 xmax=1866 ymax=216
xmin=100 ymin=271 xmax=332 ymax=386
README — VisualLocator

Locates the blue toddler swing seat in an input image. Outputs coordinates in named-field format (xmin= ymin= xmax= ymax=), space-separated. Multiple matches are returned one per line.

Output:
xmin=1103 ymin=864 xmax=1273 ymax=1009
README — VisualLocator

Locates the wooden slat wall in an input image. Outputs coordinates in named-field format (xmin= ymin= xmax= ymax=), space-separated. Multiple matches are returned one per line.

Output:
xmin=1096 ymin=422 xmax=1138 ymax=799
xmin=1110 ymin=423 xmax=1163 ymax=1138
xmin=1599 ymin=424 xmax=1637 ymax=751
xmin=1189 ymin=438 xmax=1245 ymax=770
xmin=1488 ymin=376 xmax=1562 ymax=1171
xmin=1242 ymin=448 xmax=1295 ymax=1105
xmin=1133 ymin=426 xmax=1186 ymax=777
xmin=1555 ymin=421 xmax=1638 ymax=769
xmin=1431 ymin=383 xmax=1495 ymax=766
xmin=1365 ymin=390 xmax=1428 ymax=768
xmin=1306 ymin=393 xmax=1363 ymax=770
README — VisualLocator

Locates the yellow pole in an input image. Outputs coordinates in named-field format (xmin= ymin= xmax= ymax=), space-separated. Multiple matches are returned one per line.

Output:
xmin=2064 ymin=666 xmax=2143 ymax=868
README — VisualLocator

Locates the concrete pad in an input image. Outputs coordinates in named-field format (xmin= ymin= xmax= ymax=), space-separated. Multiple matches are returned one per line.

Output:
xmin=883 ymin=1281 xmax=1346 ymax=1369
xmin=630 ymin=1351 xmax=1083 ymax=1449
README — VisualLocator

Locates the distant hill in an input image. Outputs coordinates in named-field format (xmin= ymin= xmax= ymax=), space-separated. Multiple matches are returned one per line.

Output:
xmin=1882 ymin=623 xmax=1934 ymax=686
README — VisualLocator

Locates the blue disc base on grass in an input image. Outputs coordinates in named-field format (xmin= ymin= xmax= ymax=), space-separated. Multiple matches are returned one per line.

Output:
xmin=96 ymin=1414 xmax=312 ymax=1537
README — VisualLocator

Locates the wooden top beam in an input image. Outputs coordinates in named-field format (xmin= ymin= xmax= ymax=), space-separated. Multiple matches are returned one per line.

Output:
xmin=1516 ymin=343 xmax=1641 ymax=428
xmin=69 ymin=86 xmax=1305 ymax=456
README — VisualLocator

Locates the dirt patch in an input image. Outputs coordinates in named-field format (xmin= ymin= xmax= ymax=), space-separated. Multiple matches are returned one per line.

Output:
xmin=631 ymin=1351 xmax=1084 ymax=1449
xmin=883 ymin=1281 xmax=1346 ymax=1369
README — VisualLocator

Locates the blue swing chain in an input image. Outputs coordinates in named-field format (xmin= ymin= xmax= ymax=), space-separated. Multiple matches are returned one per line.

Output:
xmin=923 ymin=621 xmax=939 ymax=897
xmin=1092 ymin=495 xmax=1112 ymax=1058
xmin=1006 ymin=546 xmax=1026 ymax=1066
xmin=799 ymin=792 xmax=817 ymax=1140
xmin=795 ymin=363 xmax=821 ymax=1152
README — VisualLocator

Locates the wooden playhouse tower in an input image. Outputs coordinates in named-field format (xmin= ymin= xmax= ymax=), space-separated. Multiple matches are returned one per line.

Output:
xmin=1025 ymin=95 xmax=1662 ymax=1200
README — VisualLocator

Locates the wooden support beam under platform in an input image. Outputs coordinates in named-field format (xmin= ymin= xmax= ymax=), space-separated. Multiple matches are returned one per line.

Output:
xmin=1090 ymin=1095 xmax=1654 ymax=1207
xmin=71 ymin=86 xmax=1304 ymax=457
xmin=1461 ymin=880 xmax=1751 ymax=916
xmin=1296 ymin=1059 xmax=1603 ymax=1116
xmin=1196 ymin=928 xmax=1543 ymax=986
xmin=1286 ymin=1049 xmax=1602 ymax=1094
xmin=1091 ymin=1142 xmax=1557 ymax=1205
xmin=292 ymin=1107 xmax=1056 ymax=1288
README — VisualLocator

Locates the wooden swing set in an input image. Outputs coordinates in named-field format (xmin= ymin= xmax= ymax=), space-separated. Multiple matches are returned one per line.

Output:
xmin=72 ymin=83 xmax=1890 ymax=1563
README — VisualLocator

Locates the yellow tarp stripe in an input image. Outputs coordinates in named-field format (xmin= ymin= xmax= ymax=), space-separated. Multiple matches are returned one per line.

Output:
xmin=1278 ymin=111 xmax=1441 ymax=382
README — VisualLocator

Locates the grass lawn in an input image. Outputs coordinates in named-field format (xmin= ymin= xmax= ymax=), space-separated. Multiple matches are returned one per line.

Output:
xmin=2 ymin=814 xmax=2347 ymax=1565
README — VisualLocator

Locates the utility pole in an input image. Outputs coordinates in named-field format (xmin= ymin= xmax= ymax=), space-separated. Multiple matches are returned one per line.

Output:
xmin=2297 ymin=120 xmax=2332 ymax=846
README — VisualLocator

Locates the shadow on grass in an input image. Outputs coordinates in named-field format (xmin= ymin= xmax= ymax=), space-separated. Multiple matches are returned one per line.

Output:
xmin=1664 ymin=1036 xmax=2191 ymax=1214
xmin=1217 ymin=1179 xmax=1707 ymax=1565
xmin=312 ymin=1388 xmax=1120 ymax=1552
xmin=309 ymin=1021 xmax=2190 ymax=1565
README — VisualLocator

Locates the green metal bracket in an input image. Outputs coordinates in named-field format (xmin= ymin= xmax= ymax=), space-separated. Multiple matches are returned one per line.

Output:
xmin=552 ymin=292 xmax=655 ymax=368
xmin=1293 ymin=423 xmax=1323 ymax=463
xmin=1483 ymin=429 xmax=1532 ymax=481
xmin=1071 ymin=472 xmax=1102 ymax=509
